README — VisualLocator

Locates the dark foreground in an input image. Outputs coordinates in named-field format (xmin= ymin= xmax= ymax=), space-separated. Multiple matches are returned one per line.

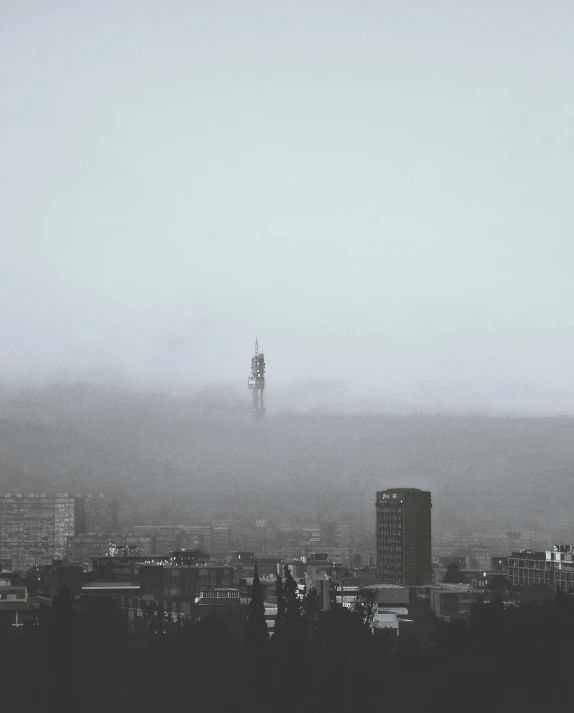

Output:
xmin=2 ymin=586 xmax=573 ymax=713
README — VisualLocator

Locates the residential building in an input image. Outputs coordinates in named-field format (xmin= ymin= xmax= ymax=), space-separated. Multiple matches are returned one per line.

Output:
xmin=234 ymin=522 xmax=279 ymax=553
xmin=256 ymin=558 xmax=283 ymax=577
xmin=66 ymin=534 xmax=115 ymax=564
xmin=74 ymin=493 xmax=118 ymax=535
xmin=171 ymin=549 xmax=212 ymax=566
xmin=139 ymin=563 xmax=235 ymax=601
xmin=432 ymin=566 xmax=502 ymax=587
xmin=415 ymin=583 xmax=482 ymax=622
xmin=0 ymin=570 xmax=45 ymax=631
xmin=29 ymin=561 xmax=81 ymax=598
xmin=0 ymin=493 xmax=76 ymax=572
xmin=66 ymin=534 xmax=154 ymax=565
xmin=491 ymin=556 xmax=509 ymax=572
xmin=120 ymin=595 xmax=193 ymax=633
xmin=89 ymin=555 xmax=169 ymax=582
xmin=300 ymin=524 xmax=321 ymax=547
xmin=131 ymin=525 xmax=212 ymax=555
xmin=228 ymin=551 xmax=257 ymax=578
xmin=239 ymin=576 xmax=277 ymax=601
xmin=376 ymin=488 xmax=432 ymax=586
xmin=107 ymin=539 xmax=153 ymax=557
xmin=305 ymin=548 xmax=352 ymax=566
xmin=0 ymin=492 xmax=120 ymax=573
xmin=0 ymin=571 xmax=27 ymax=603
xmin=335 ymin=582 xmax=409 ymax=631
xmin=210 ymin=521 xmax=233 ymax=555
xmin=508 ymin=544 xmax=574 ymax=592
xmin=437 ymin=555 xmax=467 ymax=570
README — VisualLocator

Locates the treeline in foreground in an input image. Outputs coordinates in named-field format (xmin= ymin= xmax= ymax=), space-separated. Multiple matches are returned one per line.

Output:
xmin=2 ymin=572 xmax=574 ymax=713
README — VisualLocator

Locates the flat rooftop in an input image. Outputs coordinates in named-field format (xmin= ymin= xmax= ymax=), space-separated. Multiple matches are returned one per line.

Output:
xmin=81 ymin=583 xmax=140 ymax=590
xmin=509 ymin=551 xmax=546 ymax=560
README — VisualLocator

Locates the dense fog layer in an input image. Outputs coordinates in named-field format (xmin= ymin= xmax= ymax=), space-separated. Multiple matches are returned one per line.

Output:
xmin=0 ymin=383 xmax=572 ymax=534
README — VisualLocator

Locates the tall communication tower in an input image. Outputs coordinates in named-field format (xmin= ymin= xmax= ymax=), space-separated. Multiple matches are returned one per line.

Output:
xmin=247 ymin=337 xmax=265 ymax=416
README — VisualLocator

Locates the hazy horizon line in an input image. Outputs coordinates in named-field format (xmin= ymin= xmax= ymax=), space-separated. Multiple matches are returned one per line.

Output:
xmin=0 ymin=371 xmax=572 ymax=420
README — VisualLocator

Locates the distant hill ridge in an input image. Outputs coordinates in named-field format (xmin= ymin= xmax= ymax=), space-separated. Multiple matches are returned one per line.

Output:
xmin=0 ymin=383 xmax=573 ymax=529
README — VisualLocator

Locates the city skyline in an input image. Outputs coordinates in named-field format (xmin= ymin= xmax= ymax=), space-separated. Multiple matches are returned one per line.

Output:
xmin=1 ymin=1 xmax=573 ymax=708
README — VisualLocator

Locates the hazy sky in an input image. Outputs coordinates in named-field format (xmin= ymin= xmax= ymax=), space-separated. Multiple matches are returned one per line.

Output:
xmin=1 ymin=1 xmax=573 ymax=413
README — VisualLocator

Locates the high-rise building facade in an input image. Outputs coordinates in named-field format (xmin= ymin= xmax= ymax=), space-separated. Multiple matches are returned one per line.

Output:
xmin=74 ymin=493 xmax=118 ymax=535
xmin=0 ymin=492 xmax=118 ymax=573
xmin=0 ymin=493 xmax=76 ymax=572
xmin=376 ymin=488 xmax=432 ymax=586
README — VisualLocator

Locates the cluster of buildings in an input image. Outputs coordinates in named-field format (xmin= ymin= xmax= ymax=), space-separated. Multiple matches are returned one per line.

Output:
xmin=433 ymin=523 xmax=550 ymax=573
xmin=374 ymin=487 xmax=574 ymax=620
xmin=0 ymin=493 xmax=375 ymax=574
xmin=0 ymin=488 xmax=391 ymax=632
xmin=2 ymin=485 xmax=574 ymax=635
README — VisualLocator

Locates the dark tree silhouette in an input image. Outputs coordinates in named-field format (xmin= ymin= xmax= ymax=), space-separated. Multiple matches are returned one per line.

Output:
xmin=275 ymin=571 xmax=285 ymax=632
xmin=353 ymin=589 xmax=378 ymax=631
xmin=245 ymin=565 xmax=268 ymax=649
xmin=442 ymin=562 xmax=465 ymax=583
xmin=283 ymin=565 xmax=301 ymax=626
xmin=488 ymin=574 xmax=512 ymax=597
xmin=302 ymin=586 xmax=320 ymax=623
xmin=407 ymin=593 xmax=438 ymax=649
xmin=9 ymin=567 xmax=574 ymax=711
xmin=135 ymin=599 xmax=171 ymax=636
xmin=519 ymin=582 xmax=553 ymax=606
xmin=50 ymin=585 xmax=76 ymax=632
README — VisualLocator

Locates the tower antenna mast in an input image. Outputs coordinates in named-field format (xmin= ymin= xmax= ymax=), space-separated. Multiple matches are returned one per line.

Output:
xmin=247 ymin=337 xmax=266 ymax=416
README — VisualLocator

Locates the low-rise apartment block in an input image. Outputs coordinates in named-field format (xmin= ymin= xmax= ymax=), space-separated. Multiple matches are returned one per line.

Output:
xmin=508 ymin=545 xmax=574 ymax=592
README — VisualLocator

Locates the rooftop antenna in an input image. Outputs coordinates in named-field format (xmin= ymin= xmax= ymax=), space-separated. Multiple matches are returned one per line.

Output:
xmin=247 ymin=337 xmax=265 ymax=416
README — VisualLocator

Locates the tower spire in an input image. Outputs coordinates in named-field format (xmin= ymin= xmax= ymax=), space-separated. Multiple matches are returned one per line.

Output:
xmin=248 ymin=338 xmax=266 ymax=416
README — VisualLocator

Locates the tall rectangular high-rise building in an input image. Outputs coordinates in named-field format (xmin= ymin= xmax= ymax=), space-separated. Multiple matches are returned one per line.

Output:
xmin=0 ymin=493 xmax=76 ymax=573
xmin=74 ymin=493 xmax=119 ymax=534
xmin=376 ymin=488 xmax=432 ymax=586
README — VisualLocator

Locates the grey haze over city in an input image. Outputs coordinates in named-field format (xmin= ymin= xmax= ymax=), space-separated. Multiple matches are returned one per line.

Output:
xmin=1 ymin=2 xmax=573 ymax=532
